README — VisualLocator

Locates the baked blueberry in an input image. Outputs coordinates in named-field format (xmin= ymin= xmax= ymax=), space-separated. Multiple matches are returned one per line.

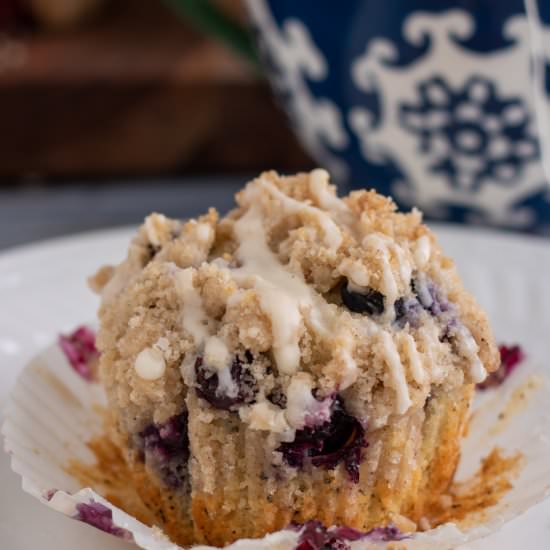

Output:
xmin=195 ymin=354 xmax=257 ymax=410
xmin=278 ymin=396 xmax=366 ymax=483
xmin=341 ymin=281 xmax=385 ymax=316
xmin=136 ymin=413 xmax=189 ymax=489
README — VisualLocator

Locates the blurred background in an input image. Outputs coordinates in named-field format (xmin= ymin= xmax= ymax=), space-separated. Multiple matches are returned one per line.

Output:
xmin=2 ymin=0 xmax=550 ymax=250
xmin=0 ymin=0 xmax=313 ymax=249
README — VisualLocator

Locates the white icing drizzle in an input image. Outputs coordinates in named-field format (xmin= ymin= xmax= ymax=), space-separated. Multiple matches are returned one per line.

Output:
xmin=380 ymin=331 xmax=412 ymax=414
xmin=414 ymin=272 xmax=433 ymax=309
xmin=217 ymin=363 xmax=239 ymax=398
xmin=338 ymin=347 xmax=359 ymax=390
xmin=134 ymin=347 xmax=166 ymax=381
xmin=256 ymin=278 xmax=302 ymax=374
xmin=233 ymin=203 xmax=322 ymax=374
xmin=362 ymin=233 xmax=399 ymax=322
xmin=284 ymin=373 xmax=332 ymax=429
xmin=204 ymin=335 xmax=230 ymax=371
xmin=335 ymin=334 xmax=359 ymax=390
xmin=309 ymin=168 xmax=350 ymax=214
xmin=454 ymin=326 xmax=487 ymax=383
xmin=175 ymin=268 xmax=211 ymax=344
xmin=233 ymin=186 xmax=415 ymax=416
xmin=175 ymin=267 xmax=237 ymax=395
xmin=413 ymin=235 xmax=431 ymax=268
xmin=338 ymin=258 xmax=370 ymax=287
xmin=402 ymin=333 xmax=426 ymax=385
xmin=392 ymin=241 xmax=412 ymax=288
xmin=162 ymin=171 xmax=486 ymax=433
xmin=308 ymin=169 xmax=359 ymax=239
xmin=259 ymin=178 xmax=343 ymax=251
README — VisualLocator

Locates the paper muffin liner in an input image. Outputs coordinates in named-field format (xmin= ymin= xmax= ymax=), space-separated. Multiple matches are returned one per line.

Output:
xmin=3 ymin=340 xmax=550 ymax=550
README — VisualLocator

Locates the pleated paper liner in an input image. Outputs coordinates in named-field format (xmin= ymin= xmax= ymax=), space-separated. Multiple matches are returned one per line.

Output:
xmin=3 ymin=341 xmax=550 ymax=550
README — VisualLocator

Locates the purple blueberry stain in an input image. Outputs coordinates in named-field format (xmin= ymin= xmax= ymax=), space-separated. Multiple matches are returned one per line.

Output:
xmin=44 ymin=489 xmax=57 ymax=501
xmin=410 ymin=275 xmax=469 ymax=348
xmin=292 ymin=520 xmax=407 ymax=550
xmin=278 ymin=396 xmax=367 ymax=483
xmin=58 ymin=326 xmax=98 ymax=381
xmin=341 ymin=275 xmax=455 ymax=331
xmin=195 ymin=353 xmax=257 ymax=410
xmin=293 ymin=520 xmax=355 ymax=550
xmin=477 ymin=344 xmax=525 ymax=390
xmin=75 ymin=500 xmax=133 ymax=541
xmin=304 ymin=391 xmax=335 ymax=429
xmin=135 ymin=412 xmax=189 ymax=489
xmin=394 ymin=296 xmax=422 ymax=328
xmin=341 ymin=274 xmax=456 ymax=329
xmin=412 ymin=275 xmax=451 ymax=317
xmin=363 ymin=525 xmax=409 ymax=542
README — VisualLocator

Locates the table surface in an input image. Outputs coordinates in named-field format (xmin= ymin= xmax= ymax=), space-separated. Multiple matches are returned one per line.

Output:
xmin=0 ymin=177 xmax=250 ymax=250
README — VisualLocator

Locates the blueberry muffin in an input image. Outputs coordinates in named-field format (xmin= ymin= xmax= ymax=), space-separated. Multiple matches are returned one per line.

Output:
xmin=91 ymin=169 xmax=498 ymax=547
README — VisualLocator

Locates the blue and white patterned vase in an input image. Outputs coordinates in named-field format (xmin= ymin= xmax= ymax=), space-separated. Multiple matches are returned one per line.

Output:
xmin=246 ymin=0 xmax=550 ymax=234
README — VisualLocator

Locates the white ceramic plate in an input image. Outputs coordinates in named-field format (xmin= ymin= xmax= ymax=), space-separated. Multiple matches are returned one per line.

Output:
xmin=1 ymin=225 xmax=549 ymax=550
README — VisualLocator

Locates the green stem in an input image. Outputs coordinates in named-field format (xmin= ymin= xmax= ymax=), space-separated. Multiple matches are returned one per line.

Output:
xmin=164 ymin=0 xmax=262 ymax=72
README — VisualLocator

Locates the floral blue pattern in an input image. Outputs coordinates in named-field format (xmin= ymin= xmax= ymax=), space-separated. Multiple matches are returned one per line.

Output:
xmin=247 ymin=0 xmax=550 ymax=234
xmin=400 ymin=76 xmax=539 ymax=192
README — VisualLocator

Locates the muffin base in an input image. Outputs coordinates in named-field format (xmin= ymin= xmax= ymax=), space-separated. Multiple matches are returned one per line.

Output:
xmin=137 ymin=384 xmax=473 ymax=546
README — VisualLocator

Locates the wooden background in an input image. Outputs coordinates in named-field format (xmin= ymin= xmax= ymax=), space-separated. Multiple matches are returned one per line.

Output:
xmin=0 ymin=0 xmax=312 ymax=179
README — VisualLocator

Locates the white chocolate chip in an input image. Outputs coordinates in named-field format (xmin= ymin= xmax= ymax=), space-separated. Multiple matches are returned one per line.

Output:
xmin=135 ymin=347 xmax=166 ymax=380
